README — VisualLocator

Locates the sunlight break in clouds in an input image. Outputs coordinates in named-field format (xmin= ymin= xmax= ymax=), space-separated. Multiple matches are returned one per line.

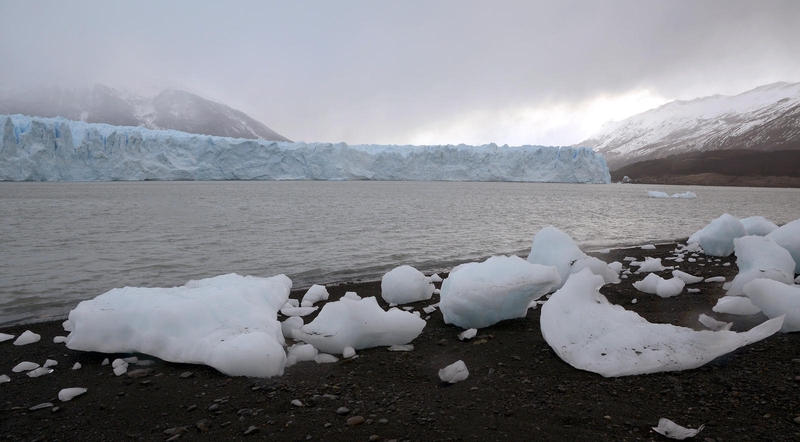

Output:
xmin=410 ymin=90 xmax=669 ymax=147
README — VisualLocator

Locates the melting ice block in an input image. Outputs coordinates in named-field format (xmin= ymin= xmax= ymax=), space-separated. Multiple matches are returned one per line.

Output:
xmin=440 ymin=255 xmax=560 ymax=329
xmin=381 ymin=265 xmax=435 ymax=305
xmin=438 ymin=360 xmax=469 ymax=383
xmin=725 ymin=236 xmax=796 ymax=296
xmin=652 ymin=418 xmax=705 ymax=440
xmin=58 ymin=387 xmax=87 ymax=402
xmin=688 ymin=214 xmax=746 ymax=257
xmin=713 ymin=296 xmax=761 ymax=315
xmin=301 ymin=284 xmax=329 ymax=307
xmin=540 ymin=269 xmax=783 ymax=377
xmin=527 ymin=227 xmax=617 ymax=289
xmin=13 ymin=330 xmax=41 ymax=346
xmin=766 ymin=218 xmax=800 ymax=273
xmin=740 ymin=216 xmax=778 ymax=236
xmin=632 ymin=273 xmax=685 ymax=298
xmin=744 ymin=279 xmax=800 ymax=332
xmin=65 ymin=273 xmax=291 ymax=378
xmin=294 ymin=296 xmax=425 ymax=354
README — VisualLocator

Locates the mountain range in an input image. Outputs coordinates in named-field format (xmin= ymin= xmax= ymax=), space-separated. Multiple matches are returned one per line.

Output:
xmin=579 ymin=82 xmax=800 ymax=186
xmin=0 ymin=84 xmax=290 ymax=142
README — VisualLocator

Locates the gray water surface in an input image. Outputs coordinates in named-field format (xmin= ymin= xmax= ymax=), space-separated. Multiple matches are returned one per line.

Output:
xmin=1 ymin=181 xmax=798 ymax=325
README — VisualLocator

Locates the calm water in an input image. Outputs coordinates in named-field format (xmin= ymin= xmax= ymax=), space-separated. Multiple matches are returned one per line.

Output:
xmin=1 ymin=181 xmax=798 ymax=325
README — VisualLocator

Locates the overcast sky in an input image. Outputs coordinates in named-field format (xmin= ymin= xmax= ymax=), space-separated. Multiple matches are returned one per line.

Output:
xmin=2 ymin=0 xmax=799 ymax=145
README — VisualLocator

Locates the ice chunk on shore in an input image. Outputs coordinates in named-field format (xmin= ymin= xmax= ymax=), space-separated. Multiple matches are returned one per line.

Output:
xmin=632 ymin=257 xmax=666 ymax=273
xmin=725 ymin=236 xmax=796 ymax=296
xmin=65 ymin=273 xmax=290 ymax=378
xmin=653 ymin=418 xmax=705 ymax=440
xmin=744 ymin=279 xmax=800 ymax=332
xmin=633 ymin=273 xmax=685 ymax=298
xmin=12 ymin=361 xmax=40 ymax=372
xmin=280 ymin=305 xmax=318 ymax=316
xmin=712 ymin=296 xmax=761 ymax=315
xmin=294 ymin=296 xmax=425 ymax=354
xmin=698 ymin=314 xmax=732 ymax=331
xmin=458 ymin=328 xmax=478 ymax=341
xmin=440 ymin=255 xmax=560 ymax=329
xmin=672 ymin=270 xmax=703 ymax=284
xmin=438 ymin=360 xmax=469 ymax=383
xmin=0 ymin=374 xmax=9 ymax=383
xmin=381 ymin=265 xmax=435 ymax=305
xmin=766 ymin=218 xmax=800 ymax=273
xmin=281 ymin=316 xmax=304 ymax=340
xmin=571 ymin=256 xmax=620 ymax=284
xmin=58 ymin=387 xmax=87 ymax=401
xmin=687 ymin=214 xmax=746 ymax=257
xmin=740 ymin=216 xmax=778 ymax=236
xmin=0 ymin=333 xmax=14 ymax=343
xmin=540 ymin=269 xmax=783 ymax=377
xmin=13 ymin=330 xmax=41 ymax=346
xmin=670 ymin=191 xmax=697 ymax=199
xmin=527 ymin=226 xmax=616 ymax=289
xmin=301 ymin=284 xmax=329 ymax=307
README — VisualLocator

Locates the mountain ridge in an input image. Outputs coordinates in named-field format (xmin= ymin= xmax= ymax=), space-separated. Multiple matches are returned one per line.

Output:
xmin=0 ymin=84 xmax=290 ymax=142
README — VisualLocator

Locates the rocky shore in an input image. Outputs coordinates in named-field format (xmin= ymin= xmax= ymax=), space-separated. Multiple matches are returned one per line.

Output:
xmin=2 ymin=243 xmax=799 ymax=441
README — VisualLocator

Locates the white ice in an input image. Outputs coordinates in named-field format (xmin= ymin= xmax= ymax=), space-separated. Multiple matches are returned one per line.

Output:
xmin=632 ymin=257 xmax=666 ymax=273
xmin=27 ymin=367 xmax=53 ymax=378
xmin=744 ymin=279 xmax=800 ymax=332
xmin=540 ymin=269 xmax=783 ymax=377
xmin=0 ymin=374 xmax=9 ymax=383
xmin=280 ymin=305 xmax=318 ymax=317
xmin=571 ymin=256 xmax=620 ymax=284
xmin=698 ymin=314 xmax=732 ymax=331
xmin=725 ymin=236 xmax=796 ymax=296
xmin=428 ymin=273 xmax=443 ymax=283
xmin=704 ymin=276 xmax=726 ymax=283
xmin=648 ymin=191 xmax=670 ymax=198
xmin=58 ymin=387 xmax=87 ymax=401
xmin=766 ymin=218 xmax=800 ymax=273
xmin=0 ymin=333 xmax=14 ymax=342
xmin=632 ymin=273 xmax=685 ymax=298
xmin=458 ymin=328 xmax=478 ymax=341
xmin=12 ymin=361 xmax=39 ymax=372
xmin=381 ymin=265 xmax=435 ymax=305
xmin=647 ymin=191 xmax=696 ymax=199
xmin=527 ymin=226 xmax=616 ymax=289
xmin=301 ymin=284 xmax=329 ymax=307
xmin=65 ymin=273 xmax=291 ymax=378
xmin=438 ymin=360 xmax=469 ymax=383
xmin=294 ymin=296 xmax=425 ymax=354
xmin=342 ymin=347 xmax=356 ymax=358
xmin=281 ymin=316 xmax=304 ymax=340
xmin=712 ymin=296 xmax=761 ymax=315
xmin=652 ymin=418 xmax=705 ymax=440
xmin=740 ymin=216 xmax=778 ymax=236
xmin=641 ymin=244 xmax=656 ymax=250
xmin=687 ymin=214 xmax=746 ymax=257
xmin=13 ymin=330 xmax=41 ymax=346
xmin=671 ymin=270 xmax=703 ymax=284
xmin=440 ymin=255 xmax=560 ymax=329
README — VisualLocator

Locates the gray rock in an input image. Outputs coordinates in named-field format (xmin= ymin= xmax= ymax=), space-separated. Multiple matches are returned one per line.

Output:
xmin=163 ymin=427 xmax=188 ymax=436
xmin=244 ymin=425 xmax=260 ymax=435
xmin=179 ymin=371 xmax=194 ymax=378
xmin=196 ymin=419 xmax=211 ymax=432
xmin=336 ymin=406 xmax=350 ymax=415
xmin=126 ymin=368 xmax=151 ymax=378
xmin=346 ymin=416 xmax=365 ymax=426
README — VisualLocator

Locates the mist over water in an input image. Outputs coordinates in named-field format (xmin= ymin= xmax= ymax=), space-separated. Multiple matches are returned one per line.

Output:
xmin=1 ymin=181 xmax=798 ymax=325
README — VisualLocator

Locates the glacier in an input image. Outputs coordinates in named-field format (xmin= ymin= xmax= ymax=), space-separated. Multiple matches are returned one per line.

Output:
xmin=0 ymin=114 xmax=610 ymax=183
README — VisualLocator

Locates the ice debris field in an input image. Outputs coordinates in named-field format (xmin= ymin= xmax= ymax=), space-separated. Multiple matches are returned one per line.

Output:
xmin=3 ymin=212 xmax=798 ymax=390
xmin=0 ymin=114 xmax=610 ymax=183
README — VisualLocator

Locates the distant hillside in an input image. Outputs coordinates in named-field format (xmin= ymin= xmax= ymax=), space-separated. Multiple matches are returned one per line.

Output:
xmin=0 ymin=84 xmax=290 ymax=142
xmin=611 ymin=149 xmax=800 ymax=188
xmin=580 ymin=82 xmax=800 ymax=171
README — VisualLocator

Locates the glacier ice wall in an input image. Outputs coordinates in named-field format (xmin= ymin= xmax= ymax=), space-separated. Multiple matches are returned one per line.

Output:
xmin=0 ymin=114 xmax=610 ymax=183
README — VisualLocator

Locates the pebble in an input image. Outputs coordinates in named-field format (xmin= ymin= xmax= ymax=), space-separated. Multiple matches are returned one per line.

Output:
xmin=186 ymin=405 xmax=197 ymax=412
xmin=179 ymin=371 xmax=194 ymax=378
xmin=291 ymin=399 xmax=303 ymax=407
xmin=324 ymin=422 xmax=332 ymax=428
xmin=336 ymin=406 xmax=350 ymax=415
xmin=166 ymin=435 xmax=181 ymax=442
xmin=794 ymin=416 xmax=800 ymax=425
xmin=347 ymin=416 xmax=365 ymax=426
xmin=244 ymin=425 xmax=260 ymax=435
xmin=369 ymin=435 xmax=381 ymax=441
xmin=208 ymin=403 xmax=220 ymax=412
xmin=196 ymin=419 xmax=212 ymax=432
xmin=378 ymin=418 xmax=389 ymax=424
xmin=163 ymin=426 xmax=188 ymax=436
xmin=126 ymin=368 xmax=151 ymax=378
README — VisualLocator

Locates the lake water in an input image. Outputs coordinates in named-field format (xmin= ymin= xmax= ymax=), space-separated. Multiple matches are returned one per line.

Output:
xmin=1 ymin=181 xmax=798 ymax=325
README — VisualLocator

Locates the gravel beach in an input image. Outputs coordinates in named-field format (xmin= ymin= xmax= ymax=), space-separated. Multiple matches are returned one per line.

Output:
xmin=2 ymin=242 xmax=799 ymax=442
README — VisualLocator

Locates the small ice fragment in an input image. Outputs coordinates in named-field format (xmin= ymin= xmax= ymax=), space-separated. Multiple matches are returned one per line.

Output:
xmin=291 ymin=399 xmax=303 ymax=407
xmin=53 ymin=336 xmax=68 ymax=344
xmin=301 ymin=284 xmax=329 ymax=307
xmin=58 ymin=387 xmax=87 ymax=402
xmin=597 ymin=248 xmax=611 ymax=254
xmin=423 ymin=305 xmax=437 ymax=314
xmin=672 ymin=270 xmax=703 ymax=284
xmin=113 ymin=363 xmax=128 ymax=376
xmin=698 ymin=314 xmax=732 ymax=331
xmin=343 ymin=291 xmax=361 ymax=300
xmin=388 ymin=344 xmax=414 ymax=352
xmin=623 ymin=256 xmax=636 ymax=261
xmin=633 ymin=257 xmax=665 ymax=273
xmin=0 ymin=374 xmax=9 ymax=383
xmin=314 ymin=353 xmax=339 ymax=363
xmin=43 ymin=359 xmax=58 ymax=368
xmin=101 ymin=358 xmax=109 ymax=366
xmin=687 ymin=288 xmax=700 ymax=293
xmin=652 ymin=418 xmax=705 ymax=440
xmin=402 ymin=306 xmax=413 ymax=311
xmin=13 ymin=330 xmax=41 ymax=346
xmin=381 ymin=265 xmax=435 ymax=305
xmin=27 ymin=367 xmax=54 ymax=378
xmin=458 ymin=329 xmax=478 ymax=341
xmin=641 ymin=244 xmax=656 ymax=250
xmin=281 ymin=316 xmax=304 ymax=340
xmin=631 ymin=298 xmax=637 ymax=304
xmin=438 ymin=360 xmax=469 ymax=383
xmin=433 ymin=289 xmax=441 ymax=295
xmin=704 ymin=276 xmax=726 ymax=283
xmin=280 ymin=305 xmax=318 ymax=317
xmin=72 ymin=362 xmax=82 ymax=370
xmin=342 ymin=347 xmax=356 ymax=358
xmin=712 ymin=296 xmax=761 ymax=315
xmin=123 ymin=356 xmax=138 ymax=364
xmin=428 ymin=273 xmax=443 ymax=283
xmin=1 ymin=333 xmax=16 ymax=342
xmin=111 ymin=358 xmax=126 ymax=368
xmin=13 ymin=361 xmax=40 ymax=372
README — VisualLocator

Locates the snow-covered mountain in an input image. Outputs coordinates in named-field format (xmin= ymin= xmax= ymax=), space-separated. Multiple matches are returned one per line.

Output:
xmin=0 ymin=84 xmax=290 ymax=142
xmin=0 ymin=114 xmax=610 ymax=183
xmin=580 ymin=82 xmax=800 ymax=170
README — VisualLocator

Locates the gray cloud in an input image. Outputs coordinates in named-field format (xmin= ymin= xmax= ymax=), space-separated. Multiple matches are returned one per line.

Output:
xmin=2 ymin=0 xmax=799 ymax=144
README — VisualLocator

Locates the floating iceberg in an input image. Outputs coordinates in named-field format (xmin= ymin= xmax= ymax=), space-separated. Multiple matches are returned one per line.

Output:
xmin=381 ymin=265 xmax=435 ymax=305
xmin=725 ymin=236 xmax=796 ymax=296
xmin=439 ymin=255 xmax=560 ymax=329
xmin=687 ymin=214 xmax=746 ymax=257
xmin=65 ymin=273 xmax=290 ymax=378
xmin=744 ymin=279 xmax=800 ymax=332
xmin=293 ymin=296 xmax=425 ymax=354
xmin=540 ymin=269 xmax=783 ymax=377
xmin=0 ymin=114 xmax=610 ymax=183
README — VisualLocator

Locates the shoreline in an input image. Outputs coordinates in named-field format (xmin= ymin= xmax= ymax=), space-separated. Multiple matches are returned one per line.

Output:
xmin=2 ymin=242 xmax=799 ymax=441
